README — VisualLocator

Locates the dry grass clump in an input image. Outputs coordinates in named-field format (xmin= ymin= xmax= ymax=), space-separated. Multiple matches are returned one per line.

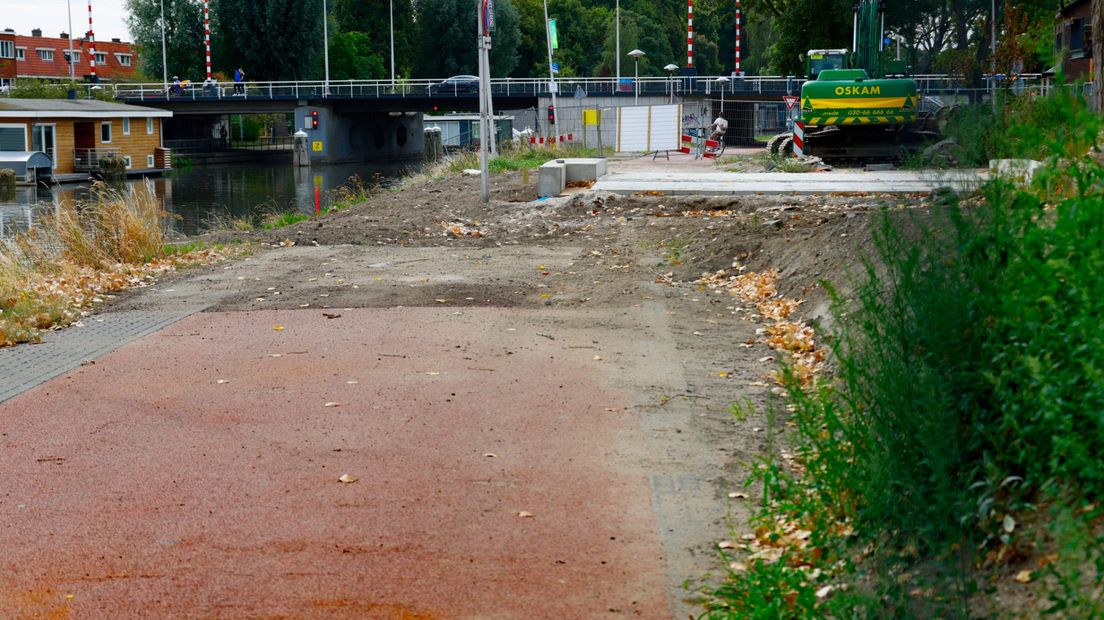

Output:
xmin=0 ymin=181 xmax=228 ymax=346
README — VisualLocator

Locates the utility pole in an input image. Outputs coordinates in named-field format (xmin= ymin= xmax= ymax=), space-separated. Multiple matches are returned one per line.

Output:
xmin=615 ymin=0 xmax=620 ymax=84
xmin=477 ymin=0 xmax=491 ymax=203
xmin=543 ymin=0 xmax=558 ymax=140
xmin=991 ymin=0 xmax=997 ymax=111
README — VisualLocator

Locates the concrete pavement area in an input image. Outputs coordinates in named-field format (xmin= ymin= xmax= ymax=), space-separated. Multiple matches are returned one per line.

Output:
xmin=597 ymin=151 xmax=987 ymax=195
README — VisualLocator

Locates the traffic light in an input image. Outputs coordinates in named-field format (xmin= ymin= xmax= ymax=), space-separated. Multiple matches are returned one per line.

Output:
xmin=311 ymin=110 xmax=319 ymax=129
xmin=547 ymin=105 xmax=555 ymax=124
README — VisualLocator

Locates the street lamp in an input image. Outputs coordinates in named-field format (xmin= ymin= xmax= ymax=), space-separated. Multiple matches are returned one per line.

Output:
xmin=322 ymin=0 xmax=330 ymax=94
xmin=389 ymin=0 xmax=395 ymax=86
xmin=628 ymin=48 xmax=644 ymax=104
xmin=664 ymin=63 xmax=678 ymax=103
xmin=716 ymin=75 xmax=729 ymax=112
xmin=159 ymin=0 xmax=168 ymax=90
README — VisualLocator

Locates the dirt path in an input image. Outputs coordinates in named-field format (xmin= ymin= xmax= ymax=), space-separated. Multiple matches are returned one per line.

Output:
xmin=0 ymin=168 xmax=912 ymax=618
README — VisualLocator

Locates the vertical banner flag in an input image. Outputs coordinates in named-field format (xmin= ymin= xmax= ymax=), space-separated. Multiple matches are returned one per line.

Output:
xmin=548 ymin=19 xmax=559 ymax=50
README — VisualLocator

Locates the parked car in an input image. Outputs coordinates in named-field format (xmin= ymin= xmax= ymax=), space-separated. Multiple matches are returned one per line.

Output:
xmin=428 ymin=75 xmax=480 ymax=95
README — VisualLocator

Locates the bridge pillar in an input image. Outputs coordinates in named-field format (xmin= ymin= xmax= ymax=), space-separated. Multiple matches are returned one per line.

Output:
xmin=294 ymin=105 xmax=425 ymax=165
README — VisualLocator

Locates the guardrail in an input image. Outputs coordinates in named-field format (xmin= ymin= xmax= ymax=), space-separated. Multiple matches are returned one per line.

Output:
xmin=106 ymin=73 xmax=1051 ymax=103
xmin=74 ymin=148 xmax=119 ymax=172
xmin=164 ymin=136 xmax=296 ymax=153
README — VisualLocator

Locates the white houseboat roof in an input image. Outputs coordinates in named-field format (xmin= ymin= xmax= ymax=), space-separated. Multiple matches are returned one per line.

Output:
xmin=0 ymin=99 xmax=172 ymax=119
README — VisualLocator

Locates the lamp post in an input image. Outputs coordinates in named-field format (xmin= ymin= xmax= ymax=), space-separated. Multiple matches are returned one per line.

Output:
xmin=615 ymin=0 xmax=620 ymax=85
xmin=716 ymin=75 xmax=729 ymax=118
xmin=160 ymin=0 xmax=168 ymax=90
xmin=389 ymin=0 xmax=395 ymax=86
xmin=664 ymin=63 xmax=678 ymax=103
xmin=66 ymin=0 xmax=75 ymax=80
xmin=322 ymin=0 xmax=330 ymax=94
xmin=628 ymin=48 xmax=644 ymax=104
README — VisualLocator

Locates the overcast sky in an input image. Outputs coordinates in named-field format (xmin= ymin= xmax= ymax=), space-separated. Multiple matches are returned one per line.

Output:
xmin=6 ymin=0 xmax=132 ymax=41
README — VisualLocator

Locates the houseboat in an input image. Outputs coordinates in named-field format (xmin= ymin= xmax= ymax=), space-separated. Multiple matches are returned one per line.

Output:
xmin=0 ymin=98 xmax=171 ymax=183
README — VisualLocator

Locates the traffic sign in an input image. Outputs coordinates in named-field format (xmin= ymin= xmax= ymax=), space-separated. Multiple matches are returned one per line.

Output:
xmin=551 ymin=62 xmax=559 ymax=74
xmin=783 ymin=95 xmax=799 ymax=110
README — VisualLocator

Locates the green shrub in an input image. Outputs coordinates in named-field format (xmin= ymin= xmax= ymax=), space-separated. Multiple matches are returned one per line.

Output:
xmin=700 ymin=89 xmax=1104 ymax=616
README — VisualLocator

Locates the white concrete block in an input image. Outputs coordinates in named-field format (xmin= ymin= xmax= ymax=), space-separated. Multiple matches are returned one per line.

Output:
xmin=538 ymin=160 xmax=567 ymax=196
xmin=562 ymin=158 xmax=609 ymax=183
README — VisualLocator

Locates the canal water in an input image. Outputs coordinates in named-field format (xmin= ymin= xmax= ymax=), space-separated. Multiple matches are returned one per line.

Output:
xmin=0 ymin=160 xmax=420 ymax=238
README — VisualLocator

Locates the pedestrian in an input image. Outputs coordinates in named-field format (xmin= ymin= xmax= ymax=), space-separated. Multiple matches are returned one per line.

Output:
xmin=171 ymin=75 xmax=182 ymax=96
xmin=220 ymin=123 xmax=228 ymax=147
xmin=234 ymin=67 xmax=245 ymax=95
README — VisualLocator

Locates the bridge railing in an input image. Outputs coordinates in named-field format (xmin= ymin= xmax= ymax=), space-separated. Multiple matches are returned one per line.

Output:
xmin=111 ymin=73 xmax=1051 ymax=103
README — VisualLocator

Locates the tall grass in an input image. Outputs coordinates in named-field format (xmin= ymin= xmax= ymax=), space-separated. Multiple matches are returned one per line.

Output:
xmin=0 ymin=182 xmax=194 ymax=346
xmin=700 ymin=89 xmax=1104 ymax=617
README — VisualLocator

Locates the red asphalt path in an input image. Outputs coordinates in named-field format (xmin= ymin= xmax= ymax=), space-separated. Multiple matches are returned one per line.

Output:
xmin=0 ymin=308 xmax=670 ymax=619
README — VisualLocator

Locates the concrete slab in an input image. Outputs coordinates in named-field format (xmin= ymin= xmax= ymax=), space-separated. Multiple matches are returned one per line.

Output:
xmin=594 ymin=169 xmax=987 ymax=195
xmin=563 ymin=158 xmax=609 ymax=183
xmin=538 ymin=159 xmax=566 ymax=196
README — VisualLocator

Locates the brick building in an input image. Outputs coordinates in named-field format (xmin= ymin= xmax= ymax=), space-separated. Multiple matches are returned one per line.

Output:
xmin=0 ymin=28 xmax=138 ymax=85
xmin=1055 ymin=0 xmax=1096 ymax=81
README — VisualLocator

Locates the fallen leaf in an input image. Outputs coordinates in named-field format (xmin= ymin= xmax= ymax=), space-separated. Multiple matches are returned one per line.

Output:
xmin=273 ymin=325 xmax=284 ymax=331
xmin=338 ymin=474 xmax=359 ymax=483
xmin=815 ymin=585 xmax=835 ymax=599
xmin=483 ymin=453 xmax=498 ymax=458
xmin=322 ymin=313 xmax=342 ymax=319
xmin=718 ymin=540 xmax=735 ymax=549
xmin=347 ymin=380 xmax=359 ymax=384
xmin=729 ymin=562 xmax=748 ymax=573
xmin=1003 ymin=514 xmax=1016 ymax=534
xmin=1015 ymin=569 xmax=1032 ymax=584
xmin=325 ymin=402 xmax=341 ymax=407
xmin=593 ymin=355 xmax=604 ymax=361
xmin=268 ymin=353 xmax=282 ymax=358
xmin=728 ymin=492 xmax=749 ymax=499
xmin=425 ymin=371 xmax=440 ymax=376
xmin=518 ymin=511 xmax=534 ymax=518
xmin=434 ymin=299 xmax=449 ymax=304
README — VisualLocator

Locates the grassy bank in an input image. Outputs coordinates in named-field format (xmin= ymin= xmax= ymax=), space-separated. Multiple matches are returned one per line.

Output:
xmin=699 ymin=91 xmax=1104 ymax=617
xmin=0 ymin=183 xmax=228 ymax=346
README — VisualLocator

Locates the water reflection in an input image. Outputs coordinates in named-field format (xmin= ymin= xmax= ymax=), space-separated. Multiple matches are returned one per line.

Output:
xmin=3 ymin=160 xmax=421 ymax=238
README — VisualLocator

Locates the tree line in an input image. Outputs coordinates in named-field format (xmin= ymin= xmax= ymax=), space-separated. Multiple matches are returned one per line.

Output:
xmin=125 ymin=0 xmax=1092 ymax=83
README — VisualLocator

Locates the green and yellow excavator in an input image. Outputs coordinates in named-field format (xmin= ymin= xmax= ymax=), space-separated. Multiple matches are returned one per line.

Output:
xmin=771 ymin=0 xmax=932 ymax=160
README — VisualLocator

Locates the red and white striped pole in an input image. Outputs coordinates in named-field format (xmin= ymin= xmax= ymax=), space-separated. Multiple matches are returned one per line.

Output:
xmin=204 ymin=0 xmax=211 ymax=80
xmin=734 ymin=0 xmax=741 ymax=75
xmin=793 ymin=121 xmax=804 ymax=157
xmin=687 ymin=0 xmax=694 ymax=69
xmin=87 ymin=0 xmax=96 ymax=80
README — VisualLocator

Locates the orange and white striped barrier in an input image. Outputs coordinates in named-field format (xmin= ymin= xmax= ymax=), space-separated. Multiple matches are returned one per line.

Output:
xmin=679 ymin=134 xmax=693 ymax=154
xmin=702 ymin=138 xmax=720 ymax=158
xmin=793 ymin=121 xmax=804 ymax=157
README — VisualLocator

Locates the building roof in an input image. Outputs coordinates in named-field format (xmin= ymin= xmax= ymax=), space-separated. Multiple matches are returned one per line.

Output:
xmin=8 ymin=32 xmax=138 ymax=80
xmin=0 ymin=98 xmax=171 ymax=119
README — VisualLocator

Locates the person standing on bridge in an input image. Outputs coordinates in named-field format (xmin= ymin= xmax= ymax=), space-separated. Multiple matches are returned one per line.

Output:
xmin=234 ymin=67 xmax=245 ymax=95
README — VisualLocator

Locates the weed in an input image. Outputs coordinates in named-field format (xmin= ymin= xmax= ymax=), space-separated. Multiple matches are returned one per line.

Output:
xmin=260 ymin=211 xmax=310 ymax=230
xmin=665 ymin=237 xmax=688 ymax=265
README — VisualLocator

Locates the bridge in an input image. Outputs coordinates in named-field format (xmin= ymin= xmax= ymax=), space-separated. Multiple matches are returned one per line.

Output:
xmin=106 ymin=74 xmax=1045 ymax=164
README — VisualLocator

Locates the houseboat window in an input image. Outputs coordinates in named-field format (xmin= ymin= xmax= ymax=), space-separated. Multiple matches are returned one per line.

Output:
xmin=94 ymin=52 xmax=107 ymax=65
xmin=146 ymin=117 xmax=154 ymax=134
xmin=15 ymin=48 xmax=25 ymax=61
xmin=100 ymin=121 xmax=112 ymax=143
xmin=123 ymin=117 xmax=131 ymax=135
xmin=0 ymin=125 xmax=28 ymax=151
xmin=147 ymin=154 xmax=155 ymax=167
xmin=116 ymin=54 xmax=132 ymax=66
xmin=0 ymin=41 xmax=13 ymax=59
xmin=123 ymin=156 xmax=132 ymax=169
xmin=1070 ymin=19 xmax=1085 ymax=57
xmin=37 ymin=48 xmax=54 ymax=62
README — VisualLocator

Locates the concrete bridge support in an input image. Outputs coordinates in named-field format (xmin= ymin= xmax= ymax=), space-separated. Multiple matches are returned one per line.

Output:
xmin=294 ymin=105 xmax=425 ymax=165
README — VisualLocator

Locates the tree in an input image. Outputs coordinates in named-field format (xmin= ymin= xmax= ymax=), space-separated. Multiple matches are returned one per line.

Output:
xmin=210 ymin=0 xmax=324 ymax=80
xmin=329 ymin=29 xmax=386 ymax=80
xmin=334 ymin=0 xmax=416 ymax=78
xmin=414 ymin=0 xmax=522 ymax=77
xmin=125 ymin=0 xmax=205 ymax=81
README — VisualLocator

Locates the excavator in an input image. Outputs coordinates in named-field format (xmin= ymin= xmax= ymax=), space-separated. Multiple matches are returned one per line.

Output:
xmin=770 ymin=0 xmax=930 ymax=160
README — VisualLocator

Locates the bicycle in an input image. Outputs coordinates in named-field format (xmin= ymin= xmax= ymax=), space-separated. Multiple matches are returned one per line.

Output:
xmin=699 ymin=130 xmax=727 ymax=159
